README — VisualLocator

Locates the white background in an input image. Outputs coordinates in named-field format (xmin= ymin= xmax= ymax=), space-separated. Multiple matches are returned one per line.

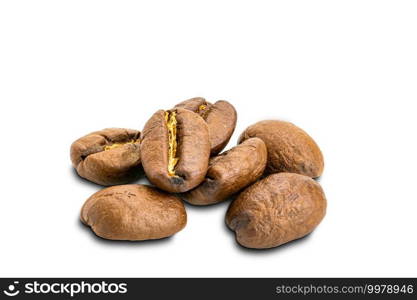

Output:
xmin=0 ymin=1 xmax=416 ymax=277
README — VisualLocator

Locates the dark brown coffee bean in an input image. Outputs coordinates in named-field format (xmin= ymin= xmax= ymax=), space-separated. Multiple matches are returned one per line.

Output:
xmin=81 ymin=184 xmax=187 ymax=241
xmin=70 ymin=128 xmax=141 ymax=186
xmin=175 ymin=97 xmax=237 ymax=155
xmin=226 ymin=173 xmax=327 ymax=249
xmin=182 ymin=138 xmax=267 ymax=205
xmin=140 ymin=108 xmax=210 ymax=193
xmin=238 ymin=120 xmax=324 ymax=178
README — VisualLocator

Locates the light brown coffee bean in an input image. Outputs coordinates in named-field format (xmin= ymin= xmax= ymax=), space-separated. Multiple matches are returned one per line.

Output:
xmin=175 ymin=97 xmax=237 ymax=155
xmin=226 ymin=173 xmax=327 ymax=249
xmin=80 ymin=184 xmax=187 ymax=241
xmin=182 ymin=138 xmax=267 ymax=205
xmin=238 ymin=120 xmax=324 ymax=178
xmin=70 ymin=128 xmax=141 ymax=186
xmin=140 ymin=108 xmax=210 ymax=193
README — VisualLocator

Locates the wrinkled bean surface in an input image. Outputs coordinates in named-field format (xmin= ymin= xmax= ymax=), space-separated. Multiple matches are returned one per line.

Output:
xmin=70 ymin=128 xmax=141 ymax=186
xmin=175 ymin=97 xmax=237 ymax=155
xmin=238 ymin=120 xmax=324 ymax=178
xmin=81 ymin=184 xmax=187 ymax=241
xmin=226 ymin=173 xmax=327 ymax=249
xmin=140 ymin=108 xmax=210 ymax=193
xmin=182 ymin=138 xmax=267 ymax=205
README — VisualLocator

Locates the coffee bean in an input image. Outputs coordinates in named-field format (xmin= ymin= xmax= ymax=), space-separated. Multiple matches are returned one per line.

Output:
xmin=238 ymin=120 xmax=324 ymax=178
xmin=70 ymin=128 xmax=141 ymax=186
xmin=140 ymin=108 xmax=210 ymax=193
xmin=226 ymin=173 xmax=327 ymax=249
xmin=182 ymin=138 xmax=267 ymax=205
xmin=175 ymin=97 xmax=237 ymax=155
xmin=81 ymin=184 xmax=187 ymax=241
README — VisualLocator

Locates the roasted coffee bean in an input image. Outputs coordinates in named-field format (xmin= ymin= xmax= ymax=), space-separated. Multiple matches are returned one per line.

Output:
xmin=226 ymin=173 xmax=327 ymax=249
xmin=175 ymin=97 xmax=237 ymax=155
xmin=70 ymin=128 xmax=141 ymax=186
xmin=140 ymin=108 xmax=210 ymax=193
xmin=81 ymin=184 xmax=187 ymax=241
xmin=238 ymin=120 xmax=324 ymax=178
xmin=182 ymin=138 xmax=267 ymax=205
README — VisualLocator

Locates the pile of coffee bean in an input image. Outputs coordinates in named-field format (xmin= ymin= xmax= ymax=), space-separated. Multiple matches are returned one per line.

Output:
xmin=71 ymin=97 xmax=326 ymax=249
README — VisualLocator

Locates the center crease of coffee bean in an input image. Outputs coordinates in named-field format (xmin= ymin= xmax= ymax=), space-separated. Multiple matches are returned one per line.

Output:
xmin=103 ymin=139 xmax=139 ymax=151
xmin=165 ymin=110 xmax=179 ymax=177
